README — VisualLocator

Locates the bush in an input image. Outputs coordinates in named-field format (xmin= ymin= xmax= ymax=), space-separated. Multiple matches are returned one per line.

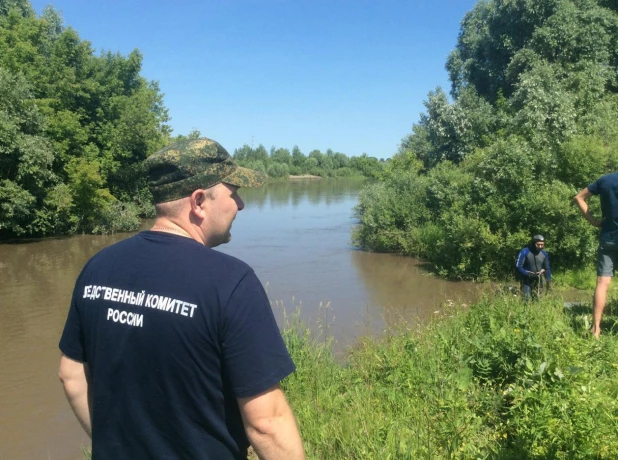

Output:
xmin=289 ymin=165 xmax=302 ymax=175
xmin=332 ymin=167 xmax=356 ymax=177
xmin=92 ymin=201 xmax=141 ymax=234
xmin=355 ymin=135 xmax=603 ymax=280
xmin=267 ymin=162 xmax=290 ymax=178
xmin=556 ymin=135 xmax=613 ymax=190
xmin=353 ymin=173 xmax=433 ymax=255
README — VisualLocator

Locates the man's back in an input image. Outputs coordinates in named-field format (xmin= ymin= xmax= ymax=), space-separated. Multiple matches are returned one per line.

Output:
xmin=588 ymin=172 xmax=618 ymax=238
xmin=60 ymin=231 xmax=295 ymax=459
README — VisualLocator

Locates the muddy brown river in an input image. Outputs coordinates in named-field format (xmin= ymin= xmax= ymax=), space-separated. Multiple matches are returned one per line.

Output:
xmin=0 ymin=178 xmax=511 ymax=459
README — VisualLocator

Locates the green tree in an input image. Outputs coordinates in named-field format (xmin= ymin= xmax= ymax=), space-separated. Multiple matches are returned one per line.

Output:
xmin=291 ymin=145 xmax=305 ymax=167
xmin=233 ymin=144 xmax=253 ymax=162
xmin=0 ymin=0 xmax=34 ymax=18
xmin=0 ymin=0 xmax=170 ymax=236
xmin=271 ymin=147 xmax=292 ymax=165
xmin=0 ymin=67 xmax=59 ymax=236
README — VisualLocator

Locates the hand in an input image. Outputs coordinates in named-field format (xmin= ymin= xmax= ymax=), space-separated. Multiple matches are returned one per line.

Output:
xmin=528 ymin=272 xmax=539 ymax=278
xmin=587 ymin=214 xmax=602 ymax=227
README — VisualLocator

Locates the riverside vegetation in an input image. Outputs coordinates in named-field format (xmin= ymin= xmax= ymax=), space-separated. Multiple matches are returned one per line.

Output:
xmin=231 ymin=143 xmax=384 ymax=180
xmin=354 ymin=0 xmax=618 ymax=285
xmin=280 ymin=294 xmax=618 ymax=459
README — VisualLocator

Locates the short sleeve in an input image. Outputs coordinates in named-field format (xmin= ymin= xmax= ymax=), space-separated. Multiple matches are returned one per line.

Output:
xmin=220 ymin=271 xmax=295 ymax=398
xmin=587 ymin=178 xmax=601 ymax=195
xmin=59 ymin=287 xmax=87 ymax=362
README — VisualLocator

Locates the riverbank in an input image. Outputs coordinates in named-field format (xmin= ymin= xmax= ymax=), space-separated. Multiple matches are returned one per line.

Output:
xmin=288 ymin=174 xmax=323 ymax=180
xmin=281 ymin=294 xmax=618 ymax=458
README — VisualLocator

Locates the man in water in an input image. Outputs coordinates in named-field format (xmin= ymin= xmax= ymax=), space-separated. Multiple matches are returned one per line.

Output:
xmin=516 ymin=234 xmax=552 ymax=301
xmin=574 ymin=171 xmax=618 ymax=338
xmin=58 ymin=138 xmax=305 ymax=459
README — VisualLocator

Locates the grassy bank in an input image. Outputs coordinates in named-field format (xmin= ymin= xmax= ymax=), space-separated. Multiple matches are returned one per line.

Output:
xmin=281 ymin=294 xmax=618 ymax=459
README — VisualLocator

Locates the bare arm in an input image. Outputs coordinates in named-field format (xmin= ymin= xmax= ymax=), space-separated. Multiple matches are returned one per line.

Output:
xmin=573 ymin=188 xmax=602 ymax=227
xmin=238 ymin=384 xmax=304 ymax=460
xmin=59 ymin=354 xmax=92 ymax=437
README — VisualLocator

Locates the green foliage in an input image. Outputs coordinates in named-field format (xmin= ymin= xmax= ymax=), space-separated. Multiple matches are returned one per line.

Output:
xmin=419 ymin=87 xmax=497 ymax=166
xmin=66 ymin=157 xmax=114 ymax=231
xmin=552 ymin=266 xmax=598 ymax=290
xmin=92 ymin=201 xmax=141 ymax=235
xmin=357 ymin=0 xmax=618 ymax=281
xmin=282 ymin=295 xmax=618 ymax=458
xmin=43 ymin=182 xmax=77 ymax=233
xmin=556 ymin=134 xmax=614 ymax=189
xmin=233 ymin=144 xmax=384 ymax=179
xmin=266 ymin=161 xmax=290 ymax=178
xmin=0 ymin=179 xmax=35 ymax=234
xmin=355 ymin=147 xmax=598 ymax=279
xmin=0 ymin=0 xmax=169 ymax=238
xmin=0 ymin=67 xmax=59 ymax=236
xmin=0 ymin=0 xmax=34 ymax=18
xmin=270 ymin=146 xmax=292 ymax=165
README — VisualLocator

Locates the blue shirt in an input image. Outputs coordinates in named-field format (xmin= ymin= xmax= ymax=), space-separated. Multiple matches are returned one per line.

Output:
xmin=60 ymin=231 xmax=295 ymax=459
xmin=588 ymin=172 xmax=618 ymax=241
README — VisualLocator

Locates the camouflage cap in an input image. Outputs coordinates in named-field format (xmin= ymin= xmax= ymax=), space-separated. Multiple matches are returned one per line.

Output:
xmin=145 ymin=137 xmax=267 ymax=203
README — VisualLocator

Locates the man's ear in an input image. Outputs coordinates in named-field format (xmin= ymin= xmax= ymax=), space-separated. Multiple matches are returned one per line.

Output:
xmin=190 ymin=189 xmax=206 ymax=216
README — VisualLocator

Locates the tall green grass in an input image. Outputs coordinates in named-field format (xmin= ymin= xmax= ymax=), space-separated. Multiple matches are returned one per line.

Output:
xmin=281 ymin=295 xmax=618 ymax=459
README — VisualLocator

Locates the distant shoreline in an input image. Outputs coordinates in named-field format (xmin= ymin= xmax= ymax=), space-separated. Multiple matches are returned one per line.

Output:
xmin=288 ymin=174 xmax=323 ymax=180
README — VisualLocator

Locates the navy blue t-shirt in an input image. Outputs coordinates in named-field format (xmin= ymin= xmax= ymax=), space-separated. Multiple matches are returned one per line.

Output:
xmin=588 ymin=172 xmax=618 ymax=241
xmin=59 ymin=231 xmax=295 ymax=459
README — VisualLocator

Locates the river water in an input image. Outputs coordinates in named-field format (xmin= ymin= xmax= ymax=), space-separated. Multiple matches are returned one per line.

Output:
xmin=0 ymin=178 xmax=485 ymax=459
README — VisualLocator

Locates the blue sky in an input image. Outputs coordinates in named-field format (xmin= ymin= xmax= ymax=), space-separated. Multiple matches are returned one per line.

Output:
xmin=30 ymin=0 xmax=479 ymax=159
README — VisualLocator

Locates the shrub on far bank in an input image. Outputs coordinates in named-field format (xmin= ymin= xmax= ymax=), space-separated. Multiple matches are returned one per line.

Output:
xmin=92 ymin=201 xmax=141 ymax=235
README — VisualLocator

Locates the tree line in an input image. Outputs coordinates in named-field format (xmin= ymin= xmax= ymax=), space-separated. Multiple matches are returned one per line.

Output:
xmin=232 ymin=143 xmax=383 ymax=179
xmin=355 ymin=0 xmax=618 ymax=281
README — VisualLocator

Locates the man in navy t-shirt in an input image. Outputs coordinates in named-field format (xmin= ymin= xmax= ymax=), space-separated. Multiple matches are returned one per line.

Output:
xmin=574 ymin=171 xmax=618 ymax=338
xmin=58 ymin=138 xmax=305 ymax=459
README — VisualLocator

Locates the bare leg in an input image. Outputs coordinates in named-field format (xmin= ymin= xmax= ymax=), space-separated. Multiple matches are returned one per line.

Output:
xmin=592 ymin=276 xmax=612 ymax=338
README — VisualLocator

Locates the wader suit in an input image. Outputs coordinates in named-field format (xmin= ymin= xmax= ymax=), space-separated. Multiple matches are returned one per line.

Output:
xmin=516 ymin=243 xmax=551 ymax=301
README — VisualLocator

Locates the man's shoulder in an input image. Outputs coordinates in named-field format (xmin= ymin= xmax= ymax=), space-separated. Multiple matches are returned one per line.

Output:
xmin=593 ymin=171 xmax=618 ymax=190
xmin=607 ymin=172 xmax=618 ymax=187
xmin=87 ymin=233 xmax=141 ymax=262
xmin=207 ymin=248 xmax=253 ymax=273
xmin=601 ymin=171 xmax=618 ymax=182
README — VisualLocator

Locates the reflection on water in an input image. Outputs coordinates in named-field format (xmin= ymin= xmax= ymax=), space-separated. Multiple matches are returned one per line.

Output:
xmin=244 ymin=178 xmax=362 ymax=209
xmin=351 ymin=251 xmax=483 ymax=329
xmin=0 ymin=178 xmax=485 ymax=459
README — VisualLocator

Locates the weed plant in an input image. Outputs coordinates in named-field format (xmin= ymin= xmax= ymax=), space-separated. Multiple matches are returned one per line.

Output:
xmin=281 ymin=295 xmax=618 ymax=459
